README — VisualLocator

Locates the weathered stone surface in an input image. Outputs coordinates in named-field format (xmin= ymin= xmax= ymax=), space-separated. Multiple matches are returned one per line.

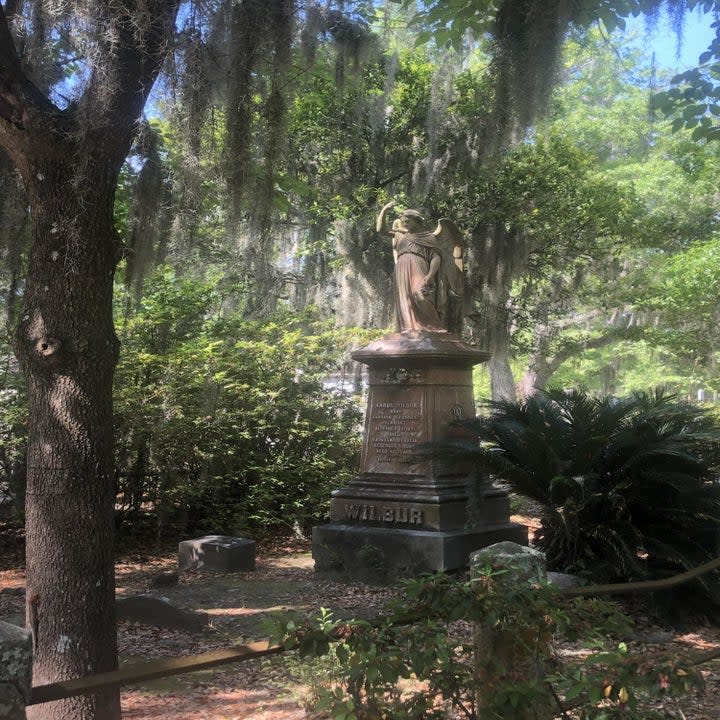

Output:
xmin=470 ymin=541 xmax=546 ymax=584
xmin=0 ymin=619 xmax=32 ymax=719
xmin=178 ymin=535 xmax=256 ymax=572
xmin=330 ymin=487 xmax=512 ymax=532
xmin=116 ymin=595 xmax=208 ymax=632
xmin=313 ymin=332 xmax=527 ymax=579
xmin=471 ymin=542 xmax=552 ymax=720
xmin=350 ymin=332 xmax=486 ymax=485
xmin=313 ymin=523 xmax=528 ymax=582
xmin=376 ymin=203 xmax=466 ymax=334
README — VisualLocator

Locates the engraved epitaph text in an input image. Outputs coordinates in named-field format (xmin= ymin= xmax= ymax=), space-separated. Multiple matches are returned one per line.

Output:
xmin=344 ymin=503 xmax=424 ymax=524
xmin=364 ymin=389 xmax=425 ymax=472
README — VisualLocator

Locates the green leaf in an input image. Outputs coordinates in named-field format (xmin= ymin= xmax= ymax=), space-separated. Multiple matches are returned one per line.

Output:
xmin=671 ymin=117 xmax=686 ymax=132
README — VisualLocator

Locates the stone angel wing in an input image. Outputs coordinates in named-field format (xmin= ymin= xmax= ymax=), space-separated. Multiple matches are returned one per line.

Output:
xmin=433 ymin=217 xmax=464 ymax=297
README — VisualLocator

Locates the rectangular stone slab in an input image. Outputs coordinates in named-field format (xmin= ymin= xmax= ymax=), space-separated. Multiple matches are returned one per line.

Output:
xmin=178 ymin=535 xmax=256 ymax=571
xmin=313 ymin=523 xmax=528 ymax=581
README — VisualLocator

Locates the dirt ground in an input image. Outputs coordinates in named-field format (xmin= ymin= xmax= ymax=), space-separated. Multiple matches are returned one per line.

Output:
xmin=0 ymin=520 xmax=719 ymax=719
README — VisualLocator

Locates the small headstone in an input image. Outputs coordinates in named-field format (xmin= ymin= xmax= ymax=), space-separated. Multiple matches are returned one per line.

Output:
xmin=471 ymin=542 xmax=552 ymax=720
xmin=116 ymin=595 xmax=208 ymax=632
xmin=470 ymin=541 xmax=546 ymax=584
xmin=178 ymin=535 xmax=256 ymax=572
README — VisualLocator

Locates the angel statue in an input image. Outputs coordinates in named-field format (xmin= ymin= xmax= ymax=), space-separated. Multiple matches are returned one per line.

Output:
xmin=376 ymin=201 xmax=465 ymax=334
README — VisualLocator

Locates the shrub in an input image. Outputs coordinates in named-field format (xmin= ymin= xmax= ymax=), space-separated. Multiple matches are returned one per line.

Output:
xmin=114 ymin=268 xmax=369 ymax=536
xmin=430 ymin=389 xmax=720 ymax=589
xmin=0 ymin=333 xmax=26 ymax=520
xmin=267 ymin=571 xmax=703 ymax=720
xmin=0 ymin=376 xmax=26 ymax=519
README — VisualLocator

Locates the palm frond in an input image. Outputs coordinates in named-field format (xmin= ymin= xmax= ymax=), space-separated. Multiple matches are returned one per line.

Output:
xmin=436 ymin=388 xmax=720 ymax=609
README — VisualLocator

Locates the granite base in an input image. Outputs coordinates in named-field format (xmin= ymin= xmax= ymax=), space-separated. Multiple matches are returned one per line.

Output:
xmin=312 ymin=522 xmax=528 ymax=583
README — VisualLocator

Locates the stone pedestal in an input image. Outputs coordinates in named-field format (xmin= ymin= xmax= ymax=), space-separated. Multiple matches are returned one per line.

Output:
xmin=313 ymin=331 xmax=527 ymax=581
xmin=471 ymin=543 xmax=552 ymax=720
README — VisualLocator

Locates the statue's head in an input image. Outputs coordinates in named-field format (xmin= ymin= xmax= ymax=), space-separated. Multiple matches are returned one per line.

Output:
xmin=400 ymin=209 xmax=425 ymax=232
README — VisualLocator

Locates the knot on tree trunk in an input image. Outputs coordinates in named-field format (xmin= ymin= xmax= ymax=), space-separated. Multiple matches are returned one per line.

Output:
xmin=33 ymin=336 xmax=61 ymax=363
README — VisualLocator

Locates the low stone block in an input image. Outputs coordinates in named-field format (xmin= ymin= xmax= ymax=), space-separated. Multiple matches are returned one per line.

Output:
xmin=0 ymin=619 xmax=32 ymax=719
xmin=178 ymin=535 xmax=256 ymax=572
xmin=313 ymin=523 xmax=528 ymax=582
xmin=471 ymin=542 xmax=552 ymax=720
xmin=470 ymin=541 xmax=546 ymax=585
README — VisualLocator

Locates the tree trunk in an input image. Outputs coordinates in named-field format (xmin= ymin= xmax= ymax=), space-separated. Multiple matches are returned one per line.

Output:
xmin=0 ymin=3 xmax=180 ymax=718
xmin=467 ymin=220 xmax=520 ymax=403
xmin=17 ymin=165 xmax=121 ymax=720
xmin=488 ymin=341 xmax=517 ymax=403
xmin=469 ymin=278 xmax=517 ymax=402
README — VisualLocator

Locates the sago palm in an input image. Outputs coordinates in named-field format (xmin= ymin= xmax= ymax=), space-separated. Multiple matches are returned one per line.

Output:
xmin=432 ymin=389 xmax=720 ymax=585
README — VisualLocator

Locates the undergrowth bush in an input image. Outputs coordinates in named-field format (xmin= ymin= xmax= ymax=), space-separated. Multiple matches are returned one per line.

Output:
xmin=267 ymin=570 xmax=703 ymax=720
xmin=114 ymin=268 xmax=372 ymax=537
xmin=0 ymin=268 xmax=372 ymax=536
xmin=0 ymin=337 xmax=26 ymax=519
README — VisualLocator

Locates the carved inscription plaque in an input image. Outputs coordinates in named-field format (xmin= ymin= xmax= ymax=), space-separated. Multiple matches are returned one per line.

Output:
xmin=363 ymin=388 xmax=425 ymax=473
xmin=344 ymin=503 xmax=423 ymax=524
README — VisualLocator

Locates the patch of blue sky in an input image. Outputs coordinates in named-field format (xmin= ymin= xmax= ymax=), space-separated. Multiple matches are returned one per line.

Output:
xmin=622 ymin=7 xmax=717 ymax=71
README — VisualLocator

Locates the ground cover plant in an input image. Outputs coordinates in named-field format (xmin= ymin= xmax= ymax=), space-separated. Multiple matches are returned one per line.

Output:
xmin=268 ymin=567 xmax=708 ymax=720
xmin=1 ymin=516 xmax=719 ymax=719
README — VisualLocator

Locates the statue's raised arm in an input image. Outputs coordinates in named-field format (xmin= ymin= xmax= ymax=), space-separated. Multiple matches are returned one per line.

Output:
xmin=378 ymin=203 xmax=465 ymax=334
xmin=376 ymin=200 xmax=396 ymax=235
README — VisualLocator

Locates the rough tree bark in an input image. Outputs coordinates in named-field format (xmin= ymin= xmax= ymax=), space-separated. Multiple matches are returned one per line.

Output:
xmin=0 ymin=2 xmax=180 ymax=718
xmin=20 ymin=158 xmax=122 ymax=720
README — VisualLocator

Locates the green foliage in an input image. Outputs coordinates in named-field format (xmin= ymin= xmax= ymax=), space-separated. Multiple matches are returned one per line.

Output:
xmin=266 ymin=570 xmax=702 ymax=720
xmin=285 ymin=45 xmax=436 ymax=231
xmin=501 ymin=25 xmax=720 ymax=393
xmin=0 ymin=336 xmax=26 ymax=518
xmin=652 ymin=19 xmax=720 ymax=143
xmin=397 ymin=0 xmax=720 ymax=50
xmin=431 ymin=389 xmax=720 ymax=593
xmin=551 ymin=338 xmax=696 ymax=397
xmin=439 ymin=133 xmax=642 ymax=351
xmin=391 ymin=0 xmax=497 ymax=51
xmin=635 ymin=235 xmax=720 ymax=371
xmin=114 ymin=267 xmax=366 ymax=535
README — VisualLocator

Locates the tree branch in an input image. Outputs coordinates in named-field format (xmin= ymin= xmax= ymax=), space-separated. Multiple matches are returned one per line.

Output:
xmin=0 ymin=4 xmax=59 ymax=134
xmin=540 ymin=327 xmax=630 ymax=382
xmin=559 ymin=555 xmax=720 ymax=597
xmin=76 ymin=0 xmax=181 ymax=164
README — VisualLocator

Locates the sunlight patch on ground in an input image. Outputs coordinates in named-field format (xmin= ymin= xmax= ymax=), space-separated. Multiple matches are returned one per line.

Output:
xmin=201 ymin=605 xmax=288 ymax=616
xmin=262 ymin=553 xmax=314 ymax=569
